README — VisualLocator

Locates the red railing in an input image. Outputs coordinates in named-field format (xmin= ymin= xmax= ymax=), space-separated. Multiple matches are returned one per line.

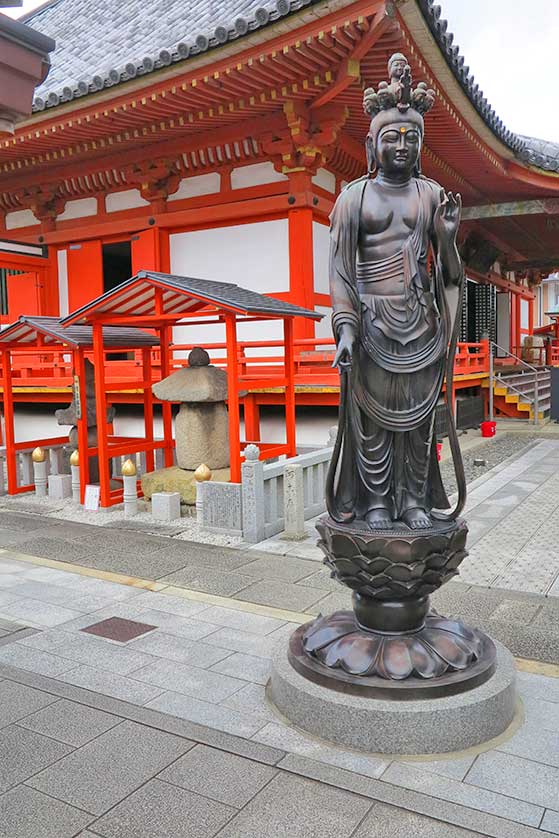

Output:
xmin=3 ymin=338 xmax=490 ymax=392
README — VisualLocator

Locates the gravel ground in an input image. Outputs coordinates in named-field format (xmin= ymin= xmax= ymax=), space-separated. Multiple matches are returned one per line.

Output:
xmin=439 ymin=432 xmax=537 ymax=497
xmin=0 ymin=432 xmax=539 ymax=548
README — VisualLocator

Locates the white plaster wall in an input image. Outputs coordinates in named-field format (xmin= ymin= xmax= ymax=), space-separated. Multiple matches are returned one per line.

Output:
xmin=106 ymin=189 xmax=149 ymax=212
xmin=57 ymin=197 xmax=97 ymax=221
xmin=315 ymin=305 xmax=333 ymax=339
xmin=172 ymin=317 xmax=284 ymax=361
xmin=313 ymin=221 xmax=330 ymax=294
xmin=169 ymin=220 xmax=289 ymax=293
xmin=496 ymin=292 xmax=510 ymax=354
xmin=231 ymin=162 xmax=287 ymax=189
xmin=5 ymin=209 xmax=39 ymax=230
xmin=520 ymin=298 xmax=530 ymax=333
xmin=57 ymin=249 xmax=68 ymax=317
xmin=312 ymin=168 xmax=336 ymax=194
xmin=168 ymin=173 xmax=220 ymax=201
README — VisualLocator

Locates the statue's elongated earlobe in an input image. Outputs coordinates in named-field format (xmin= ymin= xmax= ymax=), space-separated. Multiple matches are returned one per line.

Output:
xmin=366 ymin=134 xmax=376 ymax=176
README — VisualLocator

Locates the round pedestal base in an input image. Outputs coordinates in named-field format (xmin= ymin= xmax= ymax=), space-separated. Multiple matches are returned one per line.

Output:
xmin=270 ymin=637 xmax=517 ymax=755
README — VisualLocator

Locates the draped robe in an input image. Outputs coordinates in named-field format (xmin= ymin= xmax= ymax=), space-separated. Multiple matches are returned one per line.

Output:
xmin=326 ymin=174 xmax=465 ymax=524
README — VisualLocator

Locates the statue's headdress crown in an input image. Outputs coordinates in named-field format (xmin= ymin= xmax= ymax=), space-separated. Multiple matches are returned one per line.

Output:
xmin=363 ymin=53 xmax=435 ymax=119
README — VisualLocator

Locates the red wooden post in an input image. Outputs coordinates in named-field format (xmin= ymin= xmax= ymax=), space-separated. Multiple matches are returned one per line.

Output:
xmin=243 ymin=393 xmax=261 ymax=442
xmin=284 ymin=317 xmax=296 ymax=457
xmin=75 ymin=347 xmax=90 ymax=504
xmin=143 ymin=347 xmax=155 ymax=473
xmin=92 ymin=322 xmax=111 ymax=507
xmin=225 ymin=314 xmax=241 ymax=483
xmin=509 ymin=292 xmax=517 ymax=355
xmin=288 ymin=172 xmax=315 ymax=341
xmin=159 ymin=324 xmax=174 ymax=467
xmin=2 ymin=349 xmax=17 ymax=494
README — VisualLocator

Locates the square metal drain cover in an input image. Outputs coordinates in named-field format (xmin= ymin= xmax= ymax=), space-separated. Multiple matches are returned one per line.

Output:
xmin=81 ymin=617 xmax=157 ymax=643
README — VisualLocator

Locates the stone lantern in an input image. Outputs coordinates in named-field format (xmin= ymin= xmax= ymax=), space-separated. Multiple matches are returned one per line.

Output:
xmin=141 ymin=348 xmax=231 ymax=504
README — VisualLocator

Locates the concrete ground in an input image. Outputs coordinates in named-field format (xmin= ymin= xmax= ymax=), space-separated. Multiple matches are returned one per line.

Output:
xmin=0 ymin=436 xmax=559 ymax=834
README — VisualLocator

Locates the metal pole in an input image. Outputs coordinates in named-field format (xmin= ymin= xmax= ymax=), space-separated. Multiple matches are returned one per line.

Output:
xmin=534 ymin=372 xmax=539 ymax=426
xmin=489 ymin=342 xmax=494 ymax=422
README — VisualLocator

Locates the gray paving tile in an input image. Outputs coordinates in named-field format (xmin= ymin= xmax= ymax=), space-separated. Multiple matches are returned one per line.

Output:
xmin=306 ymin=590 xmax=352 ymax=615
xmin=0 ymin=724 xmax=74 ymax=792
xmin=497 ymin=721 xmax=559 ymax=769
xmin=196 ymin=605 xmax=286 ymax=635
xmin=215 ymin=772 xmax=371 ymax=838
xmin=211 ymin=652 xmax=271 ymax=685
xmin=0 ymin=573 xmax=28 ymax=589
xmin=403 ymin=755 xmax=477 ymax=782
xmin=0 ymin=644 xmax=78 ymax=677
xmin=156 ymin=542 xmax=252 ymax=572
xmin=296 ymin=568 xmax=342 ymax=592
xmin=128 ymin=632 xmax=231 ymax=667
xmin=521 ymin=696 xmax=559 ymax=732
xmin=156 ymin=565 xmax=255 ymax=596
xmin=381 ymin=763 xmax=542 ymax=826
xmin=353 ymin=801 xmax=484 ymax=837
xmin=131 ymin=609 xmax=220 ymax=640
xmin=253 ymin=722 xmax=389 ymax=779
xmin=233 ymin=579 xmax=326 ymax=610
xmin=145 ymin=691 xmax=266 ymax=738
xmin=131 ymin=657 xmax=245 ymax=702
xmin=17 ymin=698 xmax=122 ymax=746
xmin=0 ymin=598 xmax=84 ymax=627
xmin=55 ymin=603 xmax=147 ymax=633
xmin=27 ymin=719 xmax=194 ymax=816
xmin=220 ymin=682 xmax=277 ymax=723
xmin=92 ymin=778 xmax=234 ymax=838
xmin=0 ymin=784 xmax=93 ymax=838
xmin=466 ymin=750 xmax=559 ymax=810
xmin=76 ymin=549 xmax=192 ymax=579
xmin=47 ymin=633 xmax=157 ymax=675
xmin=15 ymin=536 xmax=93 ymax=561
xmin=0 ymin=512 xmax=58 ymax=532
xmin=0 ymin=589 xmax=23 ymax=608
xmin=0 ymin=679 xmax=58 ymax=728
xmin=201 ymin=626 xmax=286 ymax=659
xmin=126 ymin=591 xmax=210 ymax=618
xmin=542 ymin=810 xmax=559 ymax=835
xmin=159 ymin=743 xmax=276 ymax=807
xmin=0 ymin=557 xmax=30 ymax=573
xmin=57 ymin=665 xmax=165 ymax=705
xmin=0 ymin=529 xmax=35 ymax=547
xmin=235 ymin=554 xmax=321 ymax=583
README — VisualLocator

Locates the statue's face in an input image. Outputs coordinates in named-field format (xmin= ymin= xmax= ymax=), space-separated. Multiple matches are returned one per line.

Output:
xmin=375 ymin=123 xmax=421 ymax=175
xmin=389 ymin=57 xmax=407 ymax=79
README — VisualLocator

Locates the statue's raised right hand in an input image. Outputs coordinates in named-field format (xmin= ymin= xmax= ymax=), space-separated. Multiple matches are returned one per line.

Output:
xmin=332 ymin=325 xmax=356 ymax=370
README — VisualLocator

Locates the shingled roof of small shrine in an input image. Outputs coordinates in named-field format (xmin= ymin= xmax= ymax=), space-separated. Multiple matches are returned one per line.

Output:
xmin=22 ymin=0 xmax=559 ymax=174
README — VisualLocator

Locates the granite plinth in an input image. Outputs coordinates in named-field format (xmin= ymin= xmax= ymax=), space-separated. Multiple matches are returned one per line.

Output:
xmin=269 ymin=638 xmax=517 ymax=755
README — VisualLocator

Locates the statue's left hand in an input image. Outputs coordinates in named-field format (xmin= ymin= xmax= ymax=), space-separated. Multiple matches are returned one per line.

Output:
xmin=434 ymin=189 xmax=461 ymax=244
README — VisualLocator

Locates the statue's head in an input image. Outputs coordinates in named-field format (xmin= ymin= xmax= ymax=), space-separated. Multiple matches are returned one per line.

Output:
xmin=363 ymin=54 xmax=435 ymax=177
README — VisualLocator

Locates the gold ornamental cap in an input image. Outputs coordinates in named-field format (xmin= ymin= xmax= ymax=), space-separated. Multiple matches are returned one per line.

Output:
xmin=69 ymin=449 xmax=79 ymax=466
xmin=194 ymin=463 xmax=212 ymax=482
xmin=32 ymin=447 xmax=46 ymax=463
xmin=122 ymin=458 xmax=137 ymax=476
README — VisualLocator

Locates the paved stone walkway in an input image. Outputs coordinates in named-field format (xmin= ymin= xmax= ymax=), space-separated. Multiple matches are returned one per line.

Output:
xmin=0 ymin=548 xmax=557 ymax=834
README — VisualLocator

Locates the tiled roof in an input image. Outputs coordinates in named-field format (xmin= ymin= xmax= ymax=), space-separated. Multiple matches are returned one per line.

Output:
xmin=24 ymin=0 xmax=305 ymax=111
xmin=417 ymin=1 xmax=559 ymax=173
xmin=0 ymin=315 xmax=158 ymax=347
xmin=23 ymin=0 xmax=559 ymax=174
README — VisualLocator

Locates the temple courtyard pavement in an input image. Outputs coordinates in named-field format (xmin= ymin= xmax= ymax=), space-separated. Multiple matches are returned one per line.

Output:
xmin=0 ymin=432 xmax=559 ymax=835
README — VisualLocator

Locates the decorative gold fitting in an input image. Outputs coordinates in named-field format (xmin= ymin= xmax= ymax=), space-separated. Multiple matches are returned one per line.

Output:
xmin=122 ymin=458 xmax=137 ymax=477
xmin=194 ymin=463 xmax=212 ymax=482
xmin=32 ymin=447 xmax=46 ymax=463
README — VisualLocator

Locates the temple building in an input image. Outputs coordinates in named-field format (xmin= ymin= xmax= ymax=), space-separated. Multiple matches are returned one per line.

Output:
xmin=1 ymin=0 xmax=559 ymax=420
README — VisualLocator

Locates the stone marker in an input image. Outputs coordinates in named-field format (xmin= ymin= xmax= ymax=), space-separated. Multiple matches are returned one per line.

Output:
xmin=152 ymin=491 xmax=181 ymax=521
xmin=70 ymin=449 xmax=80 ymax=503
xmin=48 ymin=473 xmax=72 ymax=500
xmin=122 ymin=458 xmax=138 ymax=518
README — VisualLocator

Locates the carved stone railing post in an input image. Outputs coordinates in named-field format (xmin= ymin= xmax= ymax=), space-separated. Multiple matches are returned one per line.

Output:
xmin=32 ymin=447 xmax=48 ymax=498
xmin=70 ymin=450 xmax=80 ymax=504
xmin=283 ymin=463 xmax=305 ymax=540
xmin=241 ymin=444 xmax=265 ymax=543
xmin=122 ymin=459 xmax=138 ymax=518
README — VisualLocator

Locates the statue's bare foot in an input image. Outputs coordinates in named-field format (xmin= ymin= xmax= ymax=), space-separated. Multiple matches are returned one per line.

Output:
xmin=365 ymin=508 xmax=393 ymax=530
xmin=401 ymin=507 xmax=431 ymax=530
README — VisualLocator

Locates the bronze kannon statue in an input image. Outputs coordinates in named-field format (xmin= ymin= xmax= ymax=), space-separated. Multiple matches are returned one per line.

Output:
xmin=327 ymin=57 xmax=466 ymax=532
xmin=289 ymin=57 xmax=495 ymax=689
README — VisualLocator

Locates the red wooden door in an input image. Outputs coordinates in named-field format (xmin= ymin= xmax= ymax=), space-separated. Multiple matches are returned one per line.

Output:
xmin=67 ymin=240 xmax=103 ymax=313
xmin=6 ymin=271 xmax=41 ymax=320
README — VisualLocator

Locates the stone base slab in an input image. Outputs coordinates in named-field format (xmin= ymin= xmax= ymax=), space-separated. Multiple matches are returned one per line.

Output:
xmin=270 ymin=636 xmax=517 ymax=755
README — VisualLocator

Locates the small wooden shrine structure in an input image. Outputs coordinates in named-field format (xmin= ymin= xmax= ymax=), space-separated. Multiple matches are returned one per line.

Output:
xmin=61 ymin=270 xmax=321 ymax=507
xmin=0 ymin=315 xmax=158 ymax=499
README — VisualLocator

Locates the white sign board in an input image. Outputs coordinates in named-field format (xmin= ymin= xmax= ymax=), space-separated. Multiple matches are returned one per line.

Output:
xmin=84 ymin=484 xmax=100 ymax=512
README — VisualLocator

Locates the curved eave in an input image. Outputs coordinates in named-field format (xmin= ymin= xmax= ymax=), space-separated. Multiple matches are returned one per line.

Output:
xmin=398 ymin=0 xmax=559 ymax=183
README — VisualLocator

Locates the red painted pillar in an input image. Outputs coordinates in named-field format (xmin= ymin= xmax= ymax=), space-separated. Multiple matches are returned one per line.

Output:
xmin=287 ymin=171 xmax=315 ymax=341
xmin=509 ymin=292 xmax=517 ymax=355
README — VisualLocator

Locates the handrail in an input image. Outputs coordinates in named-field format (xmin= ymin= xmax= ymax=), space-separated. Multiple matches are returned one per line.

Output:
xmin=489 ymin=340 xmax=539 ymax=426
